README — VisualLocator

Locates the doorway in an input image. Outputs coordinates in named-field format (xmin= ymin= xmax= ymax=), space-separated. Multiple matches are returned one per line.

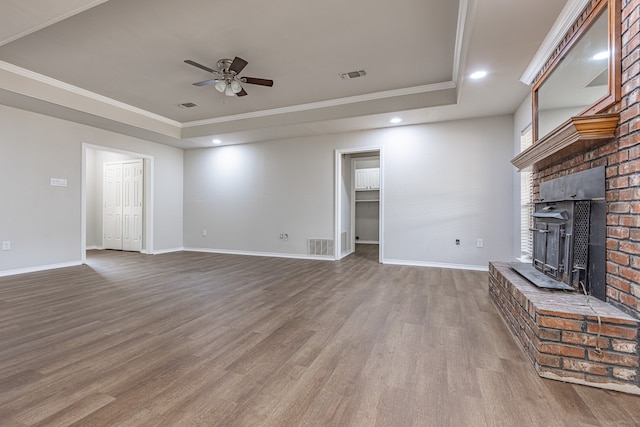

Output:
xmin=81 ymin=144 xmax=154 ymax=262
xmin=334 ymin=147 xmax=383 ymax=262
xmin=353 ymin=156 xmax=380 ymax=245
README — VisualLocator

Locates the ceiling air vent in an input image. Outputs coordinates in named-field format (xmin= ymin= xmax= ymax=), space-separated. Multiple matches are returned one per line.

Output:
xmin=179 ymin=102 xmax=198 ymax=109
xmin=340 ymin=70 xmax=367 ymax=80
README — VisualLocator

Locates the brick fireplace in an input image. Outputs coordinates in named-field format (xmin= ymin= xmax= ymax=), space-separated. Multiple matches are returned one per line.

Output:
xmin=490 ymin=0 xmax=640 ymax=394
xmin=489 ymin=262 xmax=639 ymax=394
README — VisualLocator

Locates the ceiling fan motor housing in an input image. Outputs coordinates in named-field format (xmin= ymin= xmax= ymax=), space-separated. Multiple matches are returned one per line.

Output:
xmin=216 ymin=58 xmax=234 ymax=74
xmin=185 ymin=56 xmax=272 ymax=97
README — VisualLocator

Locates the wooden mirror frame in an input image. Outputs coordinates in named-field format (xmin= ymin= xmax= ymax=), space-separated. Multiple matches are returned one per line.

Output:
xmin=532 ymin=0 xmax=621 ymax=143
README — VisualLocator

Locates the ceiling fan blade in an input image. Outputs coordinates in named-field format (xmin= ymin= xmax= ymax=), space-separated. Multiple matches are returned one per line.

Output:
xmin=237 ymin=88 xmax=248 ymax=97
xmin=242 ymin=77 xmax=274 ymax=87
xmin=184 ymin=59 xmax=216 ymax=74
xmin=229 ymin=56 xmax=248 ymax=74
xmin=193 ymin=79 xmax=219 ymax=87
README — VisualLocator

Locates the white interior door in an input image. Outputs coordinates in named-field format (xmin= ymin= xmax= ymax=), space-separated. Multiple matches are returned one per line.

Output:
xmin=122 ymin=161 xmax=143 ymax=251
xmin=103 ymin=160 xmax=143 ymax=251
xmin=103 ymin=163 xmax=123 ymax=250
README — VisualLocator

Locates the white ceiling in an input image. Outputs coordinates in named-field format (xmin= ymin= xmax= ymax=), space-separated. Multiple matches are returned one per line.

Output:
xmin=0 ymin=0 xmax=567 ymax=149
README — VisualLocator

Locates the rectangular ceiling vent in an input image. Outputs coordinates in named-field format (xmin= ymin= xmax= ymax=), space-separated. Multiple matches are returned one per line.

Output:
xmin=340 ymin=70 xmax=367 ymax=80
xmin=179 ymin=102 xmax=198 ymax=109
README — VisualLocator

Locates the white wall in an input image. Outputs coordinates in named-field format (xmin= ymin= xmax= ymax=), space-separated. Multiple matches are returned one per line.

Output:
xmin=0 ymin=104 xmax=184 ymax=274
xmin=375 ymin=117 xmax=513 ymax=267
xmin=183 ymin=115 xmax=515 ymax=269
xmin=0 ymin=103 xmax=516 ymax=273
xmin=183 ymin=138 xmax=334 ymax=256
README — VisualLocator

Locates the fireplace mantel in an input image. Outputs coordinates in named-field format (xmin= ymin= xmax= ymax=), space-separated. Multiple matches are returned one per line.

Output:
xmin=512 ymin=113 xmax=620 ymax=170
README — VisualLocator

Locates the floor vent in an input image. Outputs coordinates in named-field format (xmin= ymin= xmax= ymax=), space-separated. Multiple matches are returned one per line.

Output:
xmin=308 ymin=238 xmax=334 ymax=256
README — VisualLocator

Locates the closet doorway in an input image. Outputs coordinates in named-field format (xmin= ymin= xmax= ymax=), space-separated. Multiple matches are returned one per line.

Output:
xmin=334 ymin=147 xmax=383 ymax=262
xmin=353 ymin=157 xmax=380 ymax=245
xmin=82 ymin=144 xmax=154 ymax=261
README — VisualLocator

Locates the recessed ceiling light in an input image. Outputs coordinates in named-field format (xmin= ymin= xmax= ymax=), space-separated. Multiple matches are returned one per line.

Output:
xmin=592 ymin=51 xmax=609 ymax=60
xmin=470 ymin=70 xmax=488 ymax=79
xmin=390 ymin=117 xmax=402 ymax=124
xmin=212 ymin=139 xmax=222 ymax=145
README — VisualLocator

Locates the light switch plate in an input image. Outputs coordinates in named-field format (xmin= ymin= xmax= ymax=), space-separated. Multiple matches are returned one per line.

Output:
xmin=50 ymin=178 xmax=68 ymax=187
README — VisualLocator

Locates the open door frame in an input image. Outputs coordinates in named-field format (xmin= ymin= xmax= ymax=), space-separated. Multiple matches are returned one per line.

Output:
xmin=334 ymin=147 xmax=383 ymax=262
xmin=81 ymin=143 xmax=155 ymax=263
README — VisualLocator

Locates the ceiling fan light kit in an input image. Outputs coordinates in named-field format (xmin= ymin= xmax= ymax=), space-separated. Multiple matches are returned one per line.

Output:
xmin=185 ymin=56 xmax=273 ymax=97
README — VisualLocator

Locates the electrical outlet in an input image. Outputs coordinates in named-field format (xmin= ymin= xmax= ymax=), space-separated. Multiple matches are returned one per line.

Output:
xmin=2 ymin=241 xmax=10 ymax=251
xmin=202 ymin=229 xmax=207 ymax=237
xmin=477 ymin=238 xmax=484 ymax=248
xmin=280 ymin=233 xmax=289 ymax=241
xmin=455 ymin=239 xmax=460 ymax=246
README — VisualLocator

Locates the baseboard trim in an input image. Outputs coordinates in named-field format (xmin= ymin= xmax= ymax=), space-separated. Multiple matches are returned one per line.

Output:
xmin=337 ymin=249 xmax=354 ymax=260
xmin=382 ymin=258 xmax=489 ymax=272
xmin=183 ymin=247 xmax=333 ymax=261
xmin=0 ymin=260 xmax=83 ymax=277
xmin=152 ymin=247 xmax=185 ymax=255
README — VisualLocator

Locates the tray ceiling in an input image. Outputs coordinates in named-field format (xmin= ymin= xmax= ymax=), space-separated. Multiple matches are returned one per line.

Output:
xmin=0 ymin=0 xmax=567 ymax=148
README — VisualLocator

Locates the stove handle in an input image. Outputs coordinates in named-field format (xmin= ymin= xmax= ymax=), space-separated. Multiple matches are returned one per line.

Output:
xmin=530 ymin=228 xmax=550 ymax=233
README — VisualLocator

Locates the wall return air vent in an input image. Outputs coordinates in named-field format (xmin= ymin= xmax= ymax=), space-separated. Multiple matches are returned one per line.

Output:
xmin=308 ymin=238 xmax=334 ymax=256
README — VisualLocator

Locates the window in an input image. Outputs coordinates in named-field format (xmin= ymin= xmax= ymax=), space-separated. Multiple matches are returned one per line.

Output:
xmin=520 ymin=126 xmax=533 ymax=261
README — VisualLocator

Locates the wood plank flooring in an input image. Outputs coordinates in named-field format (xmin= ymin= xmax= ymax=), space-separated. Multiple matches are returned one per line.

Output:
xmin=0 ymin=245 xmax=639 ymax=426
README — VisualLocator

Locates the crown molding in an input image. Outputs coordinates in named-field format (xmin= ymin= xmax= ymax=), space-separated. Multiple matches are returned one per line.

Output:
xmin=0 ymin=60 xmax=182 ymax=127
xmin=1 ymin=58 xmax=456 ymax=132
xmin=182 ymin=81 xmax=456 ymax=127
xmin=452 ymin=0 xmax=470 ymax=84
xmin=0 ymin=1 xmax=110 ymax=47
xmin=520 ymin=0 xmax=590 ymax=85
xmin=452 ymin=0 xmax=477 ymax=103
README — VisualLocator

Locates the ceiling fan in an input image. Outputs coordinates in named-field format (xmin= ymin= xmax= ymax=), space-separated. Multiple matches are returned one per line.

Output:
xmin=184 ymin=56 xmax=274 ymax=97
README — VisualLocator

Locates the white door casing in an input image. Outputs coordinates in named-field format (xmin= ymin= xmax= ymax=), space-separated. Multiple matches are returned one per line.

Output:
xmin=334 ymin=148 xmax=383 ymax=262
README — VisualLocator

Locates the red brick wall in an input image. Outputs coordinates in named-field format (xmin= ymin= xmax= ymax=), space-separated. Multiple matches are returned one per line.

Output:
xmin=533 ymin=0 xmax=640 ymax=320
xmin=489 ymin=262 xmax=639 ymax=393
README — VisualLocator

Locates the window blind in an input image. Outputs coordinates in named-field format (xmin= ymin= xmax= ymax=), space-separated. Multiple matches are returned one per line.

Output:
xmin=520 ymin=126 xmax=533 ymax=260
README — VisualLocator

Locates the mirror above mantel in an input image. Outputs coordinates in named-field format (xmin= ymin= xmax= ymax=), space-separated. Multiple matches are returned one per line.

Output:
xmin=536 ymin=5 xmax=610 ymax=139
xmin=512 ymin=0 xmax=621 ymax=171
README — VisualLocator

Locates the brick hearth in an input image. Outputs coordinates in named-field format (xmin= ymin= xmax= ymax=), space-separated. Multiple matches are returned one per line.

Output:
xmin=489 ymin=262 xmax=639 ymax=395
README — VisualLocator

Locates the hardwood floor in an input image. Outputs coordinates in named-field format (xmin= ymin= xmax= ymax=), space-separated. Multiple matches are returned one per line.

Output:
xmin=0 ymin=245 xmax=638 ymax=426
